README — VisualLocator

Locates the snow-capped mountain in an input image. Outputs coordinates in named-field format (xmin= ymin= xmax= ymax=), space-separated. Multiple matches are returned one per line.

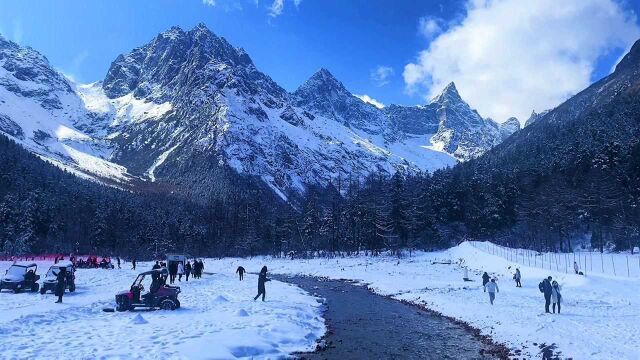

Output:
xmin=0 ymin=25 xmax=517 ymax=199
xmin=0 ymin=34 xmax=137 ymax=184
xmin=385 ymin=83 xmax=519 ymax=161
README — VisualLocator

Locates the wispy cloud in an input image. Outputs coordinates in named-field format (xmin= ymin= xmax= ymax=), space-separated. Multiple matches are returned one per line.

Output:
xmin=355 ymin=94 xmax=385 ymax=109
xmin=268 ymin=0 xmax=302 ymax=18
xmin=404 ymin=0 xmax=640 ymax=122
xmin=202 ymin=0 xmax=216 ymax=6
xmin=418 ymin=16 xmax=444 ymax=39
xmin=370 ymin=65 xmax=394 ymax=87
xmin=269 ymin=0 xmax=284 ymax=17
xmin=12 ymin=19 xmax=23 ymax=44
xmin=59 ymin=50 xmax=90 ymax=83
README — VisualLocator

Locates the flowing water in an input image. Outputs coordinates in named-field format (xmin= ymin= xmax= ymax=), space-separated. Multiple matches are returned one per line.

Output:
xmin=280 ymin=276 xmax=505 ymax=360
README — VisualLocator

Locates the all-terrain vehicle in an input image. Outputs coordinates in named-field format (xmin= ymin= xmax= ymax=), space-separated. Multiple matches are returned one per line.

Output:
xmin=40 ymin=260 xmax=76 ymax=294
xmin=115 ymin=269 xmax=181 ymax=311
xmin=0 ymin=262 xmax=40 ymax=293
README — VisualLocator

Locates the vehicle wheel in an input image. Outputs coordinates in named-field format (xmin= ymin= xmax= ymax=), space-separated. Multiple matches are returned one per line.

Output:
xmin=159 ymin=298 xmax=177 ymax=311
xmin=31 ymin=283 xmax=39 ymax=293
xmin=69 ymin=284 xmax=75 ymax=292
xmin=40 ymin=287 xmax=46 ymax=295
xmin=116 ymin=298 xmax=131 ymax=312
xmin=175 ymin=300 xmax=181 ymax=309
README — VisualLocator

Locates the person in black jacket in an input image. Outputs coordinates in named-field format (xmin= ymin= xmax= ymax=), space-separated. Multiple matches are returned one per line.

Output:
xmin=55 ymin=267 xmax=67 ymax=303
xmin=254 ymin=266 xmax=270 ymax=301
xmin=236 ymin=266 xmax=246 ymax=281
xmin=168 ymin=262 xmax=178 ymax=284
xmin=482 ymin=272 xmax=490 ymax=287
xmin=541 ymin=276 xmax=553 ymax=313
xmin=185 ymin=261 xmax=192 ymax=281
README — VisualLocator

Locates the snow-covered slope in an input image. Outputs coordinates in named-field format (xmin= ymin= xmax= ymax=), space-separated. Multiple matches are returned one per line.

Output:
xmin=0 ymin=25 xmax=516 ymax=198
xmin=0 ymin=35 xmax=136 ymax=183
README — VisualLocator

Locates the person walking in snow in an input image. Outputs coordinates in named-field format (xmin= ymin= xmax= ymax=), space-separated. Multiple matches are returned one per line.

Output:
xmin=192 ymin=260 xmax=199 ymax=279
xmin=191 ymin=261 xmax=198 ymax=279
xmin=177 ymin=261 xmax=185 ymax=282
xmin=539 ymin=276 xmax=553 ymax=313
xmin=254 ymin=266 xmax=271 ymax=301
xmin=169 ymin=262 xmax=178 ymax=284
xmin=116 ymin=257 xmax=121 ymax=269
xmin=236 ymin=266 xmax=246 ymax=281
xmin=484 ymin=278 xmax=499 ymax=305
xmin=551 ymin=280 xmax=562 ymax=314
xmin=160 ymin=262 xmax=169 ymax=283
xmin=574 ymin=261 xmax=579 ymax=274
xmin=185 ymin=261 xmax=192 ymax=281
xmin=482 ymin=272 xmax=490 ymax=287
xmin=131 ymin=258 xmax=136 ymax=271
xmin=514 ymin=268 xmax=522 ymax=287
xmin=55 ymin=267 xmax=67 ymax=303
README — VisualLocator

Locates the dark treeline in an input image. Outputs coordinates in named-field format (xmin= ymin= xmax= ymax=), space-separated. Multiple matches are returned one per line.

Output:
xmin=280 ymin=140 xmax=640 ymax=256
xmin=0 ymin=135 xmax=293 ymax=258
xmin=2 ymin=129 xmax=639 ymax=258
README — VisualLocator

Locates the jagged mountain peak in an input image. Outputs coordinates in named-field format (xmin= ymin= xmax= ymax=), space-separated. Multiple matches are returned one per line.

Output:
xmin=432 ymin=81 xmax=462 ymax=103
xmin=499 ymin=117 xmax=521 ymax=139
xmin=296 ymin=68 xmax=349 ymax=95
xmin=102 ymin=24 xmax=258 ymax=99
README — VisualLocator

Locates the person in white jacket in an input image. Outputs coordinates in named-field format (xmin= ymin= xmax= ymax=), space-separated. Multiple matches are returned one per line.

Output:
xmin=551 ymin=280 xmax=562 ymax=314
xmin=177 ymin=261 xmax=185 ymax=282
xmin=484 ymin=278 xmax=499 ymax=305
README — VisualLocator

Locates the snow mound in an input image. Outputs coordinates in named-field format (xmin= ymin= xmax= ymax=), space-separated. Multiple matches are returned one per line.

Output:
xmin=235 ymin=309 xmax=249 ymax=317
xmin=130 ymin=314 xmax=148 ymax=325
xmin=213 ymin=295 xmax=229 ymax=303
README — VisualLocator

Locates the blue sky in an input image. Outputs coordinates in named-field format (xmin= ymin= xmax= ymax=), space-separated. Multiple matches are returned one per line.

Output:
xmin=1 ymin=0 xmax=639 ymax=122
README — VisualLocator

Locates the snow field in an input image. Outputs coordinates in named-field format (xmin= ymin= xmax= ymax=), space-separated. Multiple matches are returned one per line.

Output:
xmin=210 ymin=243 xmax=640 ymax=359
xmin=0 ymin=261 xmax=325 ymax=360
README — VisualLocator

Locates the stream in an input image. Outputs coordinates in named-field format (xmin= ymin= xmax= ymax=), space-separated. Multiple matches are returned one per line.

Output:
xmin=279 ymin=275 xmax=505 ymax=359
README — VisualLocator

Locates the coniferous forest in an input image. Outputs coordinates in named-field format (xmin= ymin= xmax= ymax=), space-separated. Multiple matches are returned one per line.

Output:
xmin=2 ymin=125 xmax=639 ymax=258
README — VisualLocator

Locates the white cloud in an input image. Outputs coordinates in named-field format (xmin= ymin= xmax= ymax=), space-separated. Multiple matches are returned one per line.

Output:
xmin=404 ymin=0 xmax=640 ymax=122
xmin=202 ymin=0 xmax=216 ymax=6
xmin=269 ymin=0 xmax=284 ymax=17
xmin=418 ymin=16 xmax=444 ymax=39
xmin=267 ymin=0 xmax=301 ymax=18
xmin=355 ymin=94 xmax=385 ymax=109
xmin=370 ymin=65 xmax=394 ymax=87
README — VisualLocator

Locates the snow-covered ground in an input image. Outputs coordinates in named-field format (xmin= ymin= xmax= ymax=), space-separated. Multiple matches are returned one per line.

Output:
xmin=0 ymin=261 xmax=324 ymax=360
xmin=3 ymin=243 xmax=637 ymax=359
xmin=211 ymin=242 xmax=640 ymax=359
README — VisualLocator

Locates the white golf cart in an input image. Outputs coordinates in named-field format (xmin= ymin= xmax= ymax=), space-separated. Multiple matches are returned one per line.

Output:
xmin=41 ymin=260 xmax=76 ymax=294
xmin=0 ymin=262 xmax=40 ymax=293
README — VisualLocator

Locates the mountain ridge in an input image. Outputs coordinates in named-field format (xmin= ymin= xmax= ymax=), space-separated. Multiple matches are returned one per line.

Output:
xmin=0 ymin=24 xmax=518 ymax=200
